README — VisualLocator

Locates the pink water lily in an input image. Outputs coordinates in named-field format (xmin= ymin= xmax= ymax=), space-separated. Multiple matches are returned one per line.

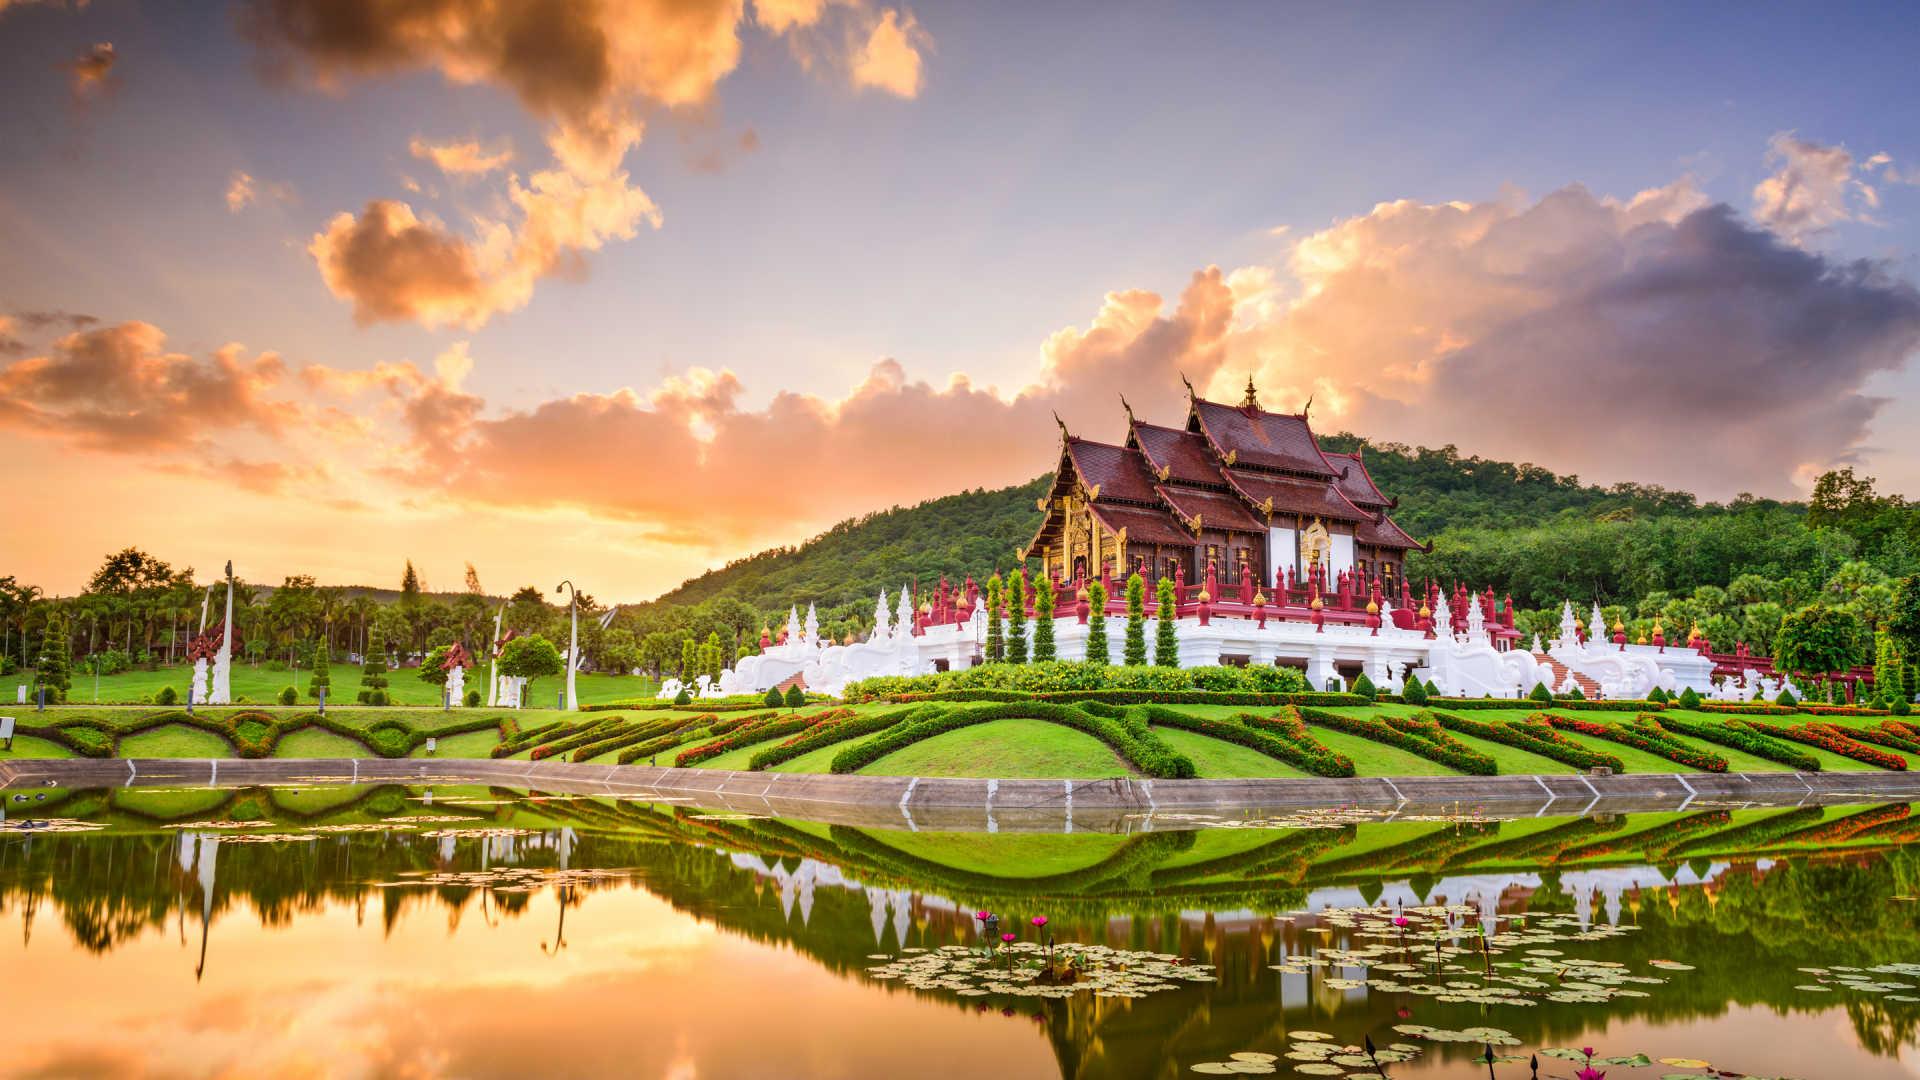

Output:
xmin=1001 ymin=933 xmax=1016 ymax=943
xmin=1031 ymin=916 xmax=1048 ymax=928
xmin=1393 ymin=916 xmax=1410 ymax=928
xmin=975 ymin=911 xmax=992 ymax=921
xmin=1575 ymin=1068 xmax=1605 ymax=1080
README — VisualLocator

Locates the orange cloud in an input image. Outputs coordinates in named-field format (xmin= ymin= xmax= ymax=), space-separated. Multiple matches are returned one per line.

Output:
xmin=225 ymin=170 xmax=295 ymax=212
xmin=409 ymin=135 xmax=515 ymax=176
xmin=850 ymin=9 xmax=926 ymax=98
xmin=0 ymin=321 xmax=290 ymax=452
xmin=61 ymin=40 xmax=114 ymax=100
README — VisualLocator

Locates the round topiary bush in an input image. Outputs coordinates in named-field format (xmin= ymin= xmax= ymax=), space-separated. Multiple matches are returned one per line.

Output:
xmin=1529 ymin=682 xmax=1553 ymax=702
xmin=1400 ymin=678 xmax=1427 ymax=705
xmin=368 ymin=689 xmax=390 ymax=706
xmin=464 ymin=688 xmax=482 ymax=707
xmin=1677 ymin=687 xmax=1702 ymax=709
xmin=764 ymin=686 xmax=783 ymax=708
xmin=155 ymin=685 xmax=179 ymax=706
xmin=784 ymin=684 xmax=805 ymax=708
xmin=278 ymin=685 xmax=299 ymax=706
xmin=674 ymin=687 xmax=693 ymax=706
xmin=1776 ymin=688 xmax=1798 ymax=707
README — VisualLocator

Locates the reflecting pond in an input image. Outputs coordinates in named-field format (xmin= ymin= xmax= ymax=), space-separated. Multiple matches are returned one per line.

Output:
xmin=5 ymin=785 xmax=1920 ymax=1078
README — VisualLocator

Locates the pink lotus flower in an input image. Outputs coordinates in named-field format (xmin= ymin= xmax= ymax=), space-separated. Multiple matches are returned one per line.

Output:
xmin=975 ymin=911 xmax=991 ymax=921
xmin=1031 ymin=916 xmax=1048 ymax=928
xmin=1001 ymin=932 xmax=1016 ymax=943
xmin=1575 ymin=1068 xmax=1605 ymax=1080
xmin=1393 ymin=916 xmax=1410 ymax=928
xmin=1581 ymin=1048 xmax=1596 ymax=1059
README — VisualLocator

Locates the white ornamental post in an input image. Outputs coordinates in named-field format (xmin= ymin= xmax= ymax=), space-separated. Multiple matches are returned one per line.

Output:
xmin=555 ymin=579 xmax=579 ymax=711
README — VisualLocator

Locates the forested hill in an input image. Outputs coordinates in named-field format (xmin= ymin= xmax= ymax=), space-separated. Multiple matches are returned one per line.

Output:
xmin=644 ymin=435 xmax=1835 ymax=625
xmin=649 ymin=478 xmax=1052 ymax=616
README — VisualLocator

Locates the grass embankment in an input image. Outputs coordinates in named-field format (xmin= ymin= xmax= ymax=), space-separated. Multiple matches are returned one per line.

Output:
xmin=9 ymin=665 xmax=657 ymax=707
xmin=2 ymin=699 xmax=1908 ymax=781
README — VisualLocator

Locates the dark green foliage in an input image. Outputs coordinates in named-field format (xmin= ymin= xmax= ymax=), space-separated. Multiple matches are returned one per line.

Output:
xmin=765 ymin=686 xmax=784 ymax=708
xmin=1425 ymin=679 xmax=1440 ymax=697
xmin=1430 ymin=710 xmax=1625 ymax=771
xmin=499 ymin=634 xmax=564 ymax=702
xmin=1400 ymin=678 xmax=1427 ymax=705
xmin=749 ymin=705 xmax=926 ymax=770
xmin=1648 ymin=686 xmax=1668 ymax=703
xmin=277 ymin=685 xmax=298 ymax=706
xmin=34 ymin=613 xmax=70 ymax=702
xmin=984 ymin=574 xmax=1005 ymax=663
xmin=1139 ymin=706 xmax=1352 ymax=777
xmin=1678 ymin=686 xmax=1702 ymax=709
xmin=1123 ymin=573 xmax=1148 ymax=666
xmin=1566 ymin=685 xmax=1587 ymax=700
xmin=1892 ymin=575 xmax=1920 ymax=658
xmin=1350 ymin=673 xmax=1377 ymax=701
xmin=1154 ymin=577 xmax=1179 ymax=667
xmin=1539 ymin=713 xmax=1728 ymax=771
xmin=1032 ymin=574 xmax=1056 ymax=662
xmin=417 ymin=644 xmax=454 ymax=686
xmin=155 ymin=685 xmax=178 ymax=706
xmin=1774 ymin=604 xmax=1864 ymax=679
xmin=674 ymin=687 xmax=693 ymax=706
xmin=358 ymin=623 xmax=389 ymax=704
xmin=844 ymin=661 xmax=1312 ymax=700
xmin=1084 ymin=580 xmax=1109 ymax=664
xmin=1295 ymin=707 xmax=1497 ymax=775
xmin=1776 ymin=688 xmax=1799 ymax=707
xmin=1529 ymin=682 xmax=1553 ymax=702
xmin=1007 ymin=569 xmax=1029 ymax=665
xmin=308 ymin=639 xmax=331 ymax=699
xmin=464 ymin=688 xmax=482 ymax=707
xmin=784 ymin=683 xmax=805 ymax=708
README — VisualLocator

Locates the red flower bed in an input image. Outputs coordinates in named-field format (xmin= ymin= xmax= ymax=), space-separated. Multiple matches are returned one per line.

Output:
xmin=1736 ymin=719 xmax=1908 ymax=770
xmin=1776 ymin=802 xmax=1911 ymax=845
xmin=1539 ymin=713 xmax=1728 ymax=772
xmin=674 ymin=708 xmax=853 ymax=767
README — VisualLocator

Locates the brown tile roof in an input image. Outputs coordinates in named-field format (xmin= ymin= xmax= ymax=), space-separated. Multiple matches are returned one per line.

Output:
xmin=1128 ymin=421 xmax=1222 ymax=486
xmin=1324 ymin=451 xmax=1390 ymax=509
xmin=1190 ymin=398 xmax=1334 ymax=478
xmin=1155 ymin=485 xmax=1268 ymax=534
xmin=1090 ymin=502 xmax=1197 ymax=547
xmin=1357 ymin=512 xmax=1422 ymax=550
xmin=1065 ymin=437 xmax=1159 ymax=505
xmin=1223 ymin=468 xmax=1366 ymax=523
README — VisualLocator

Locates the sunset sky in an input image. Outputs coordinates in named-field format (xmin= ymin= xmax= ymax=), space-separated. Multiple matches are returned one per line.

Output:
xmin=5 ymin=1 xmax=1920 ymax=600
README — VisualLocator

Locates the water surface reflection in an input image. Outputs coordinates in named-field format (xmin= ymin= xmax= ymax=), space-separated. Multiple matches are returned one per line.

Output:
xmin=4 ymin=785 xmax=1919 ymax=1079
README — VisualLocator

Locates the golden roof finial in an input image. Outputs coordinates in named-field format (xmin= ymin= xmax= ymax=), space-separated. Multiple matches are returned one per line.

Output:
xmin=1179 ymin=371 xmax=1196 ymax=398
xmin=1053 ymin=410 xmax=1070 ymax=441
xmin=1119 ymin=394 xmax=1135 ymax=424
xmin=1366 ymin=599 xmax=1379 ymax=614
xmin=1242 ymin=374 xmax=1260 ymax=409
xmin=1253 ymin=590 xmax=1267 ymax=605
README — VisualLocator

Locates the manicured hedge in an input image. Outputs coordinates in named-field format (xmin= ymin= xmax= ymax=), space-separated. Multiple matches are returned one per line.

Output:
xmin=1148 ymin=823 xmax=1358 ymax=887
xmin=492 ymin=718 xmax=587 ymax=757
xmin=1537 ymin=713 xmax=1727 ymax=772
xmin=1845 ymin=724 xmax=1920 ymax=756
xmin=675 ymin=709 xmax=850 ymax=767
xmin=842 ymin=660 xmax=1311 ymax=703
xmin=827 ymin=701 xmax=1195 ymax=778
xmin=705 ymin=710 xmax=781 ymax=737
xmin=569 ymin=715 xmax=698 ymax=762
xmin=888 ymin=689 xmax=1035 ymax=703
xmin=1429 ymin=697 xmax=1667 ymax=712
xmin=1697 ymin=703 xmax=1799 ymax=715
xmin=1774 ymin=802 xmax=1911 ymax=846
xmin=1668 ymin=805 xmax=1825 ymax=855
xmin=1429 ymin=710 xmax=1624 ymax=772
xmin=1801 ymin=705 xmax=1891 ymax=717
xmin=1736 ymin=719 xmax=1908 ymax=770
xmin=748 ymin=705 xmax=928 ymax=770
xmin=1038 ymin=690 xmax=1367 ymax=707
xmin=1641 ymin=713 xmax=1820 ymax=771
xmin=1309 ymin=821 xmax=1500 ymax=878
xmin=1296 ymin=706 xmax=1497 ymax=775
xmin=1442 ymin=815 xmax=1624 ymax=868
xmin=1551 ymin=809 xmax=1732 ymax=863
xmin=526 ymin=718 xmax=627 ymax=761
xmin=1137 ymin=705 xmax=1354 ymax=778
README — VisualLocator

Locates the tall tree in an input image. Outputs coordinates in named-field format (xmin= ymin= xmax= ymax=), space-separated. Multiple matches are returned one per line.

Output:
xmin=464 ymin=562 xmax=484 ymax=595
xmin=1774 ymin=604 xmax=1863 ymax=681
xmin=984 ymin=574 xmax=1005 ymax=663
xmin=1032 ymin=574 xmax=1056 ymax=662
xmin=34 ymin=611 xmax=71 ymax=703
xmin=400 ymin=560 xmax=424 ymax=611
xmin=1123 ymin=573 xmax=1148 ymax=666
xmin=1154 ymin=577 xmax=1180 ymax=667
xmin=1084 ymin=580 xmax=1109 ymax=665
xmin=1007 ymin=568 xmax=1029 ymax=664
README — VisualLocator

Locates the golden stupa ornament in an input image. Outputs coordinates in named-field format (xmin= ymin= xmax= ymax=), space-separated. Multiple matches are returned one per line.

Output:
xmin=1253 ymin=590 xmax=1267 ymax=605
xmin=1366 ymin=599 xmax=1379 ymax=614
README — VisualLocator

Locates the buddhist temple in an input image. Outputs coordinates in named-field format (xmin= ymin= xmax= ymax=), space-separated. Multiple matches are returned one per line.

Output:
xmin=1024 ymin=378 xmax=1421 ymax=592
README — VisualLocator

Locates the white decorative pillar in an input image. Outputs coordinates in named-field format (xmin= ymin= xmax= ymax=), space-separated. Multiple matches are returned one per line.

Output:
xmin=487 ymin=605 xmax=503 ymax=707
xmin=210 ymin=560 xmax=234 ymax=705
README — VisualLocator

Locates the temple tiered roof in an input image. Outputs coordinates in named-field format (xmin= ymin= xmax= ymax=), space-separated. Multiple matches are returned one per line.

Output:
xmin=1026 ymin=381 xmax=1423 ymax=562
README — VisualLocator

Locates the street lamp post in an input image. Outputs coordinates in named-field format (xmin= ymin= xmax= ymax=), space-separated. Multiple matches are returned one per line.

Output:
xmin=555 ymin=580 xmax=579 ymax=711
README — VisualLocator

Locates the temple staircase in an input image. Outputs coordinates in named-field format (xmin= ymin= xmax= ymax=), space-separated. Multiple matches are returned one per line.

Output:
xmin=1531 ymin=652 xmax=1603 ymax=699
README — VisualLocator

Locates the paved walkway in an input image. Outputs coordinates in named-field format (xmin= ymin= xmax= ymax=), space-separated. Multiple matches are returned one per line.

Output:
xmin=6 ymin=756 xmax=1918 ymax=833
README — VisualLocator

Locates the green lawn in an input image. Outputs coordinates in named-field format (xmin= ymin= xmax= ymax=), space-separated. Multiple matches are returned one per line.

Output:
xmin=1155 ymin=727 xmax=1310 ymax=778
xmin=118 ymin=723 xmax=231 ymax=758
xmin=857 ymin=717 xmax=1132 ymax=779
xmin=15 ymin=664 xmax=656 ymax=708
xmin=276 ymin=728 xmax=372 ymax=757
xmin=877 ymin=831 xmax=1129 ymax=877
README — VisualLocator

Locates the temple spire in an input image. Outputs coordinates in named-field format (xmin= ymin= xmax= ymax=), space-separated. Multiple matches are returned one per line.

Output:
xmin=1053 ymin=410 xmax=1070 ymax=441
xmin=1241 ymin=374 xmax=1260 ymax=410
